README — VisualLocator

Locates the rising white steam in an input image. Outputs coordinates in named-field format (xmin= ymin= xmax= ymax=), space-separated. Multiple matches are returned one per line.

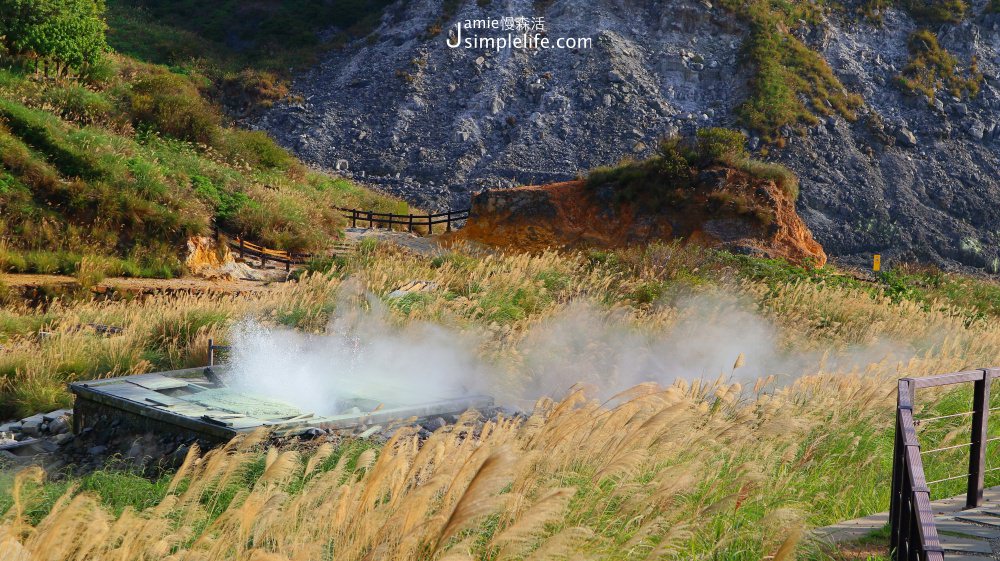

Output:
xmin=227 ymin=284 xmax=490 ymax=415
xmin=227 ymin=285 xmax=918 ymax=413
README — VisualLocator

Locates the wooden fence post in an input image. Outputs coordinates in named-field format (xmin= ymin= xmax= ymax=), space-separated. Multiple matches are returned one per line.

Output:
xmin=889 ymin=379 xmax=910 ymax=555
xmin=351 ymin=210 xmax=357 ymax=228
xmin=368 ymin=211 xmax=373 ymax=229
xmin=446 ymin=210 xmax=453 ymax=232
xmin=427 ymin=214 xmax=433 ymax=235
xmin=408 ymin=214 xmax=414 ymax=233
xmin=968 ymin=369 xmax=992 ymax=508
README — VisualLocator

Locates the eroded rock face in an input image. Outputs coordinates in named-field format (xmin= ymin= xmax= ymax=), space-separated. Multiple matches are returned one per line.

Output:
xmin=457 ymin=170 xmax=827 ymax=266
xmin=257 ymin=0 xmax=1000 ymax=274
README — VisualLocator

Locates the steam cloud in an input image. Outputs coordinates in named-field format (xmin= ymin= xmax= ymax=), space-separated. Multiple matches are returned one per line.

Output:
xmin=228 ymin=286 xmax=918 ymax=413
xmin=228 ymin=285 xmax=490 ymax=415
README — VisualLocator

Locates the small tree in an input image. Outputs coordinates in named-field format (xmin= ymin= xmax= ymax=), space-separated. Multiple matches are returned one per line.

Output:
xmin=0 ymin=0 xmax=109 ymax=76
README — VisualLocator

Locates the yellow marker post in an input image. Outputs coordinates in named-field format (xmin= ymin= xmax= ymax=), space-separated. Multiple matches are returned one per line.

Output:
xmin=873 ymin=254 xmax=881 ymax=272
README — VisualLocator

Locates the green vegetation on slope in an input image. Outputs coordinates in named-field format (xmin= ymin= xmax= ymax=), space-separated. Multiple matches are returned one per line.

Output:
xmin=587 ymin=128 xmax=799 ymax=210
xmin=106 ymin=0 xmax=392 ymax=74
xmin=0 ymin=0 xmax=407 ymax=278
xmin=900 ymin=0 xmax=968 ymax=23
xmin=897 ymin=29 xmax=982 ymax=101
xmin=0 ymin=58 xmax=405 ymax=278
xmin=714 ymin=0 xmax=863 ymax=143
xmin=715 ymin=0 xmax=982 ymax=140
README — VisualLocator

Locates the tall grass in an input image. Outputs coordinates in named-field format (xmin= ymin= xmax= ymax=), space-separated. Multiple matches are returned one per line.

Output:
xmin=0 ymin=243 xmax=999 ymax=558
xmin=0 ymin=371 xmax=991 ymax=560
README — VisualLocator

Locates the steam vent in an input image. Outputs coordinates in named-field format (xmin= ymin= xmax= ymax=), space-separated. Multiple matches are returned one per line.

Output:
xmin=69 ymin=367 xmax=493 ymax=441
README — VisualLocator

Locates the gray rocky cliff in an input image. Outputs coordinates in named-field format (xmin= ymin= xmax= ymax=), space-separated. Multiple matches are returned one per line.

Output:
xmin=256 ymin=0 xmax=1000 ymax=274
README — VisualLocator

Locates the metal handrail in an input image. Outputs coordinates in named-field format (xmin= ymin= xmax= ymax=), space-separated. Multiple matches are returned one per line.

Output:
xmin=890 ymin=368 xmax=1000 ymax=560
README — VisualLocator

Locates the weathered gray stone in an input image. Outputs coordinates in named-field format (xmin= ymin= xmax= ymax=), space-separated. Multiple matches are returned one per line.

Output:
xmin=52 ymin=433 xmax=73 ymax=446
xmin=21 ymin=420 xmax=41 ymax=437
xmin=896 ymin=128 xmax=918 ymax=147
xmin=967 ymin=120 xmax=986 ymax=140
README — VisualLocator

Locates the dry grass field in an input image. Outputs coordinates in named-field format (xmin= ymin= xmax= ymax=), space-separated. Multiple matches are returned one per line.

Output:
xmin=1 ymin=242 xmax=1000 ymax=560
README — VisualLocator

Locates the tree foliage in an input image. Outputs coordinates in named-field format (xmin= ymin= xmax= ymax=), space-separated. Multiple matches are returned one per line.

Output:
xmin=0 ymin=0 xmax=109 ymax=73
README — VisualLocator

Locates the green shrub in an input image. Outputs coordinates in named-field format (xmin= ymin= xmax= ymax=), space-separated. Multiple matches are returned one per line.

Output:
xmin=628 ymin=281 xmax=667 ymax=305
xmin=903 ymin=0 xmax=967 ymax=23
xmin=0 ymin=245 xmax=28 ymax=272
xmin=897 ymin=29 xmax=981 ymax=100
xmin=734 ymin=158 xmax=800 ymax=201
xmin=8 ymin=376 xmax=73 ymax=419
xmin=22 ymin=250 xmax=81 ymax=274
xmin=43 ymin=83 xmax=115 ymax=124
xmin=79 ymin=55 xmax=119 ymax=86
xmin=125 ymin=72 xmax=220 ymax=144
xmin=216 ymin=69 xmax=289 ymax=113
xmin=221 ymin=129 xmax=296 ymax=170
xmin=695 ymin=128 xmax=748 ymax=165
xmin=191 ymin=175 xmax=251 ymax=222
xmin=0 ymin=0 xmax=110 ymax=74
xmin=390 ymin=292 xmax=432 ymax=315
xmin=79 ymin=470 xmax=172 ymax=516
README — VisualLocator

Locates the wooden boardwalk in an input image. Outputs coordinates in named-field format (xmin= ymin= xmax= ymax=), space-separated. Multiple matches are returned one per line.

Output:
xmin=816 ymin=487 xmax=1000 ymax=559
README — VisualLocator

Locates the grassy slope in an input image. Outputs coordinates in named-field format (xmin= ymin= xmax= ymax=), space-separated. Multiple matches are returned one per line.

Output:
xmin=0 ymin=56 xmax=407 ymax=278
xmin=0 ymin=242 xmax=999 ymax=559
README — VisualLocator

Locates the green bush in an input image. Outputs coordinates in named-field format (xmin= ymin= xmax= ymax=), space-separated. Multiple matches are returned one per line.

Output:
xmin=79 ymin=470 xmax=172 ymax=516
xmin=79 ymin=55 xmax=118 ymax=86
xmin=43 ymin=83 xmax=115 ymax=124
xmin=897 ymin=29 xmax=981 ymax=100
xmin=588 ymin=129 xmax=802 ymax=209
xmin=0 ymin=245 xmax=28 ymax=272
xmin=191 ymin=175 xmax=251 ymax=222
xmin=125 ymin=72 xmax=220 ymax=144
xmin=221 ymin=129 xmax=296 ymax=170
xmin=903 ymin=0 xmax=967 ymax=23
xmin=734 ymin=158 xmax=800 ymax=201
xmin=695 ymin=128 xmax=748 ymax=165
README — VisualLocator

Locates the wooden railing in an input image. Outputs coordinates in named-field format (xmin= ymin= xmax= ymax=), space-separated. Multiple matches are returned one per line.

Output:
xmin=227 ymin=237 xmax=310 ymax=272
xmin=891 ymin=368 xmax=1000 ymax=560
xmin=208 ymin=339 xmax=230 ymax=367
xmin=337 ymin=207 xmax=470 ymax=235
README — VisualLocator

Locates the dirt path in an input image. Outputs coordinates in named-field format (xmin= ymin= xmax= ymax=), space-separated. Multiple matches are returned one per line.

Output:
xmin=1 ymin=274 xmax=276 ymax=294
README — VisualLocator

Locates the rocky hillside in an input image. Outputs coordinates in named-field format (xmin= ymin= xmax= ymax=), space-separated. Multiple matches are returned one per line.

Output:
xmin=257 ymin=0 xmax=1000 ymax=274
